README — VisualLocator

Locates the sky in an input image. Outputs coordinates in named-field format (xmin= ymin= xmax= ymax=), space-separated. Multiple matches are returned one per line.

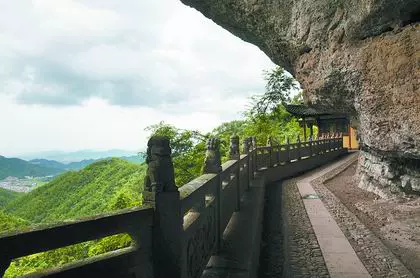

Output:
xmin=0 ymin=0 xmax=275 ymax=158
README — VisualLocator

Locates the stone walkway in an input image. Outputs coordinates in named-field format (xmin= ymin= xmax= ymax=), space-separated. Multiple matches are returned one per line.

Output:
xmin=259 ymin=153 xmax=415 ymax=278
xmin=311 ymin=156 xmax=415 ymax=278
xmin=296 ymin=154 xmax=371 ymax=278
xmin=259 ymin=169 xmax=330 ymax=277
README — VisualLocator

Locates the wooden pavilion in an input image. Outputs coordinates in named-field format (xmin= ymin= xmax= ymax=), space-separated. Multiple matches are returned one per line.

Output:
xmin=284 ymin=104 xmax=359 ymax=150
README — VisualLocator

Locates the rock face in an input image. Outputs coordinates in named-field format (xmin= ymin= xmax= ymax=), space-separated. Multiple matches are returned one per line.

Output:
xmin=181 ymin=0 xmax=420 ymax=196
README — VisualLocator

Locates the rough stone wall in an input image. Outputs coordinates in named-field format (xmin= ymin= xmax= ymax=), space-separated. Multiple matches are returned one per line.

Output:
xmin=180 ymin=0 xmax=420 ymax=196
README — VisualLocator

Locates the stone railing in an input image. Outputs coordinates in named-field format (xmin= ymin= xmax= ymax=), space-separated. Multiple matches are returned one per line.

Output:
xmin=0 ymin=135 xmax=344 ymax=278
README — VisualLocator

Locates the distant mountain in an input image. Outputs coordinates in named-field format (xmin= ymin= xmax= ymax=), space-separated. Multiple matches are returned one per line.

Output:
xmin=0 ymin=156 xmax=63 ymax=180
xmin=120 ymin=155 xmax=145 ymax=165
xmin=19 ymin=149 xmax=142 ymax=163
xmin=65 ymin=159 xmax=97 ymax=170
xmin=0 ymin=187 xmax=24 ymax=207
xmin=29 ymin=156 xmax=145 ymax=171
xmin=5 ymin=158 xmax=147 ymax=224
xmin=29 ymin=159 xmax=66 ymax=170
xmin=29 ymin=158 xmax=95 ymax=171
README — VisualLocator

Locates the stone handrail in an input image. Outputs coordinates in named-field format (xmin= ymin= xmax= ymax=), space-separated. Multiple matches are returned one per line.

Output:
xmin=0 ymin=135 xmax=344 ymax=278
xmin=0 ymin=207 xmax=154 ymax=277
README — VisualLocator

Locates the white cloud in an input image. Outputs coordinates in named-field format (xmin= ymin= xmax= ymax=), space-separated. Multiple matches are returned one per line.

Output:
xmin=0 ymin=0 xmax=276 ymax=157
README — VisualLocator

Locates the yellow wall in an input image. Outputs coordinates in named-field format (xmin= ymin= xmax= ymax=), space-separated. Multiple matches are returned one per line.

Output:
xmin=343 ymin=127 xmax=359 ymax=149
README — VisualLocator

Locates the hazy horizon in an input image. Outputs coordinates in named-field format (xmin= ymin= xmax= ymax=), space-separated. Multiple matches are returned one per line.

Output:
xmin=3 ymin=148 xmax=143 ymax=162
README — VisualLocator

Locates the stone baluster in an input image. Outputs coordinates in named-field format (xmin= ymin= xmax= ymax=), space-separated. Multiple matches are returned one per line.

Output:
xmin=267 ymin=136 xmax=273 ymax=168
xmin=286 ymin=136 xmax=291 ymax=163
xmin=243 ymin=137 xmax=251 ymax=154
xmin=143 ymin=136 xmax=183 ymax=278
xmin=229 ymin=135 xmax=241 ymax=211
xmin=297 ymin=135 xmax=301 ymax=160
xmin=309 ymin=136 xmax=313 ymax=157
xmin=242 ymin=137 xmax=251 ymax=191
xmin=251 ymin=137 xmax=257 ymax=173
xmin=229 ymin=135 xmax=240 ymax=160
xmin=202 ymin=137 xmax=222 ymax=250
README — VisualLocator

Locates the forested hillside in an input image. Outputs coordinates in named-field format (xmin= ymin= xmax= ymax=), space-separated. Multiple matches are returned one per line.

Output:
xmin=0 ymin=188 xmax=23 ymax=207
xmin=2 ymin=158 xmax=146 ymax=277
xmin=0 ymin=210 xmax=29 ymax=233
xmin=0 ymin=156 xmax=63 ymax=180
xmin=5 ymin=158 xmax=146 ymax=224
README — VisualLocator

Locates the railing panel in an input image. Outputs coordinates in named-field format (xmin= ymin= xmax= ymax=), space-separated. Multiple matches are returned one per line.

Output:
xmin=279 ymin=149 xmax=289 ymax=164
xmin=220 ymin=179 xmax=237 ymax=232
xmin=300 ymin=145 xmax=311 ymax=158
xmin=0 ymin=207 xmax=154 ymax=261
xmin=183 ymin=198 xmax=217 ymax=278
xmin=289 ymin=144 xmax=299 ymax=161
xmin=238 ymin=164 xmax=247 ymax=196
xmin=23 ymin=247 xmax=151 ymax=278
xmin=180 ymin=174 xmax=218 ymax=216
xmin=256 ymin=147 xmax=270 ymax=169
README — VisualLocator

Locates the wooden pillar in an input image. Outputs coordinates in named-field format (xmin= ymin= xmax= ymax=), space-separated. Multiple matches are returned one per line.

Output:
xmin=296 ymin=135 xmax=301 ymax=160
xmin=348 ymin=124 xmax=352 ymax=149
xmin=310 ymin=123 xmax=314 ymax=139
xmin=303 ymin=117 xmax=307 ymax=142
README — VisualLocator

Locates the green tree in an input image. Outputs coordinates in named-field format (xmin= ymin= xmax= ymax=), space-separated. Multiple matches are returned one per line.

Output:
xmin=249 ymin=66 xmax=299 ymax=116
xmin=145 ymin=122 xmax=208 ymax=186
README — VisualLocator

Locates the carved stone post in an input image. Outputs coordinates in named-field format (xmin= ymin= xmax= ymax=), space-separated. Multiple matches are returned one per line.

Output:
xmin=229 ymin=135 xmax=240 ymax=160
xmin=144 ymin=136 xmax=183 ymax=278
xmin=309 ymin=136 xmax=313 ymax=157
xmin=267 ymin=136 xmax=273 ymax=168
xmin=328 ymin=133 xmax=333 ymax=151
xmin=202 ymin=138 xmax=222 ymax=251
xmin=242 ymin=137 xmax=251 ymax=191
xmin=243 ymin=137 xmax=250 ymax=154
xmin=252 ymin=137 xmax=258 ymax=173
xmin=229 ymin=135 xmax=241 ymax=211
xmin=297 ymin=135 xmax=301 ymax=160
xmin=286 ymin=137 xmax=291 ymax=163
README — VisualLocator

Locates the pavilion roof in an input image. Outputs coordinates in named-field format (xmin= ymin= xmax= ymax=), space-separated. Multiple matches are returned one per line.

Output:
xmin=283 ymin=104 xmax=348 ymax=119
xmin=283 ymin=104 xmax=331 ymax=116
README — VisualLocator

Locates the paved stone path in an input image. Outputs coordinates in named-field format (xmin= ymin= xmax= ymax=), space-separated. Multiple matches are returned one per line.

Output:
xmin=259 ymin=154 xmax=415 ymax=278
xmin=296 ymin=154 xmax=371 ymax=278
xmin=259 ymin=172 xmax=330 ymax=277
xmin=311 ymin=155 xmax=415 ymax=278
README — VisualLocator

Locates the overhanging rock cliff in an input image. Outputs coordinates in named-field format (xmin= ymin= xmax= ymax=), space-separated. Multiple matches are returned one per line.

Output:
xmin=180 ymin=0 xmax=420 ymax=196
